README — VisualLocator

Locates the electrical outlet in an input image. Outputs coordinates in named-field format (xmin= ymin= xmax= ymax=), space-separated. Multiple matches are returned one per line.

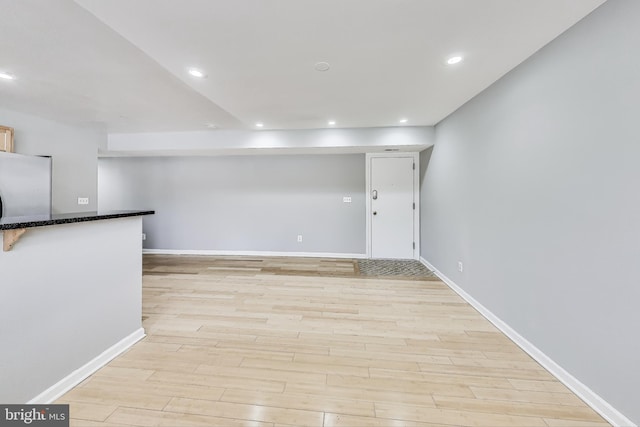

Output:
xmin=458 ymin=261 xmax=463 ymax=272
xmin=343 ymin=196 xmax=352 ymax=203
xmin=142 ymin=233 xmax=146 ymax=241
xmin=297 ymin=235 xmax=303 ymax=243
xmin=77 ymin=197 xmax=89 ymax=205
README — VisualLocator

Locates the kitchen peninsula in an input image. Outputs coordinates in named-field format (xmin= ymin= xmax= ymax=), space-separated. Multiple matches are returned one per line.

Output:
xmin=0 ymin=210 xmax=154 ymax=403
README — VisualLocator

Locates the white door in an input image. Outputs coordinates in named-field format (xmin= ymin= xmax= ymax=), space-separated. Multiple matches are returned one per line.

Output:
xmin=369 ymin=155 xmax=416 ymax=259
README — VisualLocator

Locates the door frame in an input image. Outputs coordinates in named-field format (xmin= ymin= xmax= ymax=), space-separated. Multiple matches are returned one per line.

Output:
xmin=365 ymin=152 xmax=420 ymax=260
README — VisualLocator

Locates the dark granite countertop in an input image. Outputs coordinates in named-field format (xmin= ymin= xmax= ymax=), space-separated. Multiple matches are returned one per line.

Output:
xmin=0 ymin=210 xmax=154 ymax=231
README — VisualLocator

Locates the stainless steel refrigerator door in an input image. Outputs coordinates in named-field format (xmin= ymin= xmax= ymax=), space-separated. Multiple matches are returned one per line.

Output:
xmin=0 ymin=152 xmax=52 ymax=218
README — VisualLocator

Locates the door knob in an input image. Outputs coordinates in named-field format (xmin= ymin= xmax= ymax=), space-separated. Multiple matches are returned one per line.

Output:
xmin=373 ymin=211 xmax=377 ymax=215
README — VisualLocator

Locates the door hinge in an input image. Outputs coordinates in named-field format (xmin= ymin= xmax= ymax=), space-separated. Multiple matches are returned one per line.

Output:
xmin=413 ymin=242 xmax=415 ymax=249
xmin=413 ymin=202 xmax=415 ymax=210
xmin=413 ymin=162 xmax=415 ymax=170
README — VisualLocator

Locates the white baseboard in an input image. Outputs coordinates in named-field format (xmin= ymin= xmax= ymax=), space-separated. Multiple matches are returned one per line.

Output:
xmin=143 ymin=249 xmax=367 ymax=259
xmin=28 ymin=328 xmax=145 ymax=404
xmin=419 ymin=257 xmax=635 ymax=427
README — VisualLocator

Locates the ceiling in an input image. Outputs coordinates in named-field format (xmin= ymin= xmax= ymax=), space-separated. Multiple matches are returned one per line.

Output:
xmin=0 ymin=0 xmax=605 ymax=133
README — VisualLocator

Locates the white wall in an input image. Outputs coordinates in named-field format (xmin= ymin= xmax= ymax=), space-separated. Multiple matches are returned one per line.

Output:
xmin=421 ymin=0 xmax=639 ymax=424
xmin=0 ymin=109 xmax=104 ymax=212
xmin=99 ymin=154 xmax=366 ymax=255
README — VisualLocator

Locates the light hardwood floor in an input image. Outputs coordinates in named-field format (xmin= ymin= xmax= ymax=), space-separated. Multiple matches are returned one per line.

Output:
xmin=57 ymin=255 xmax=609 ymax=427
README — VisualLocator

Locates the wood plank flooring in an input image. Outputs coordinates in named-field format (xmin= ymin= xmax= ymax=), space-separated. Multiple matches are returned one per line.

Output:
xmin=57 ymin=255 xmax=608 ymax=426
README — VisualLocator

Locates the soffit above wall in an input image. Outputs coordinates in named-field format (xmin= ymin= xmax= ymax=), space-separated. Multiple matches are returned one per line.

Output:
xmin=1 ymin=0 xmax=605 ymax=133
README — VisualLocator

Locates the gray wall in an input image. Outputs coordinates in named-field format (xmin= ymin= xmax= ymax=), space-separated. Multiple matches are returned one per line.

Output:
xmin=1 ymin=109 xmax=103 ymax=212
xmin=419 ymin=146 xmax=433 ymax=254
xmin=0 ymin=217 xmax=143 ymax=402
xmin=99 ymin=154 xmax=366 ymax=254
xmin=421 ymin=0 xmax=639 ymax=423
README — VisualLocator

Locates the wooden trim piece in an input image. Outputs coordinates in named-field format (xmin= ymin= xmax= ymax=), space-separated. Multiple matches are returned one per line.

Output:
xmin=3 ymin=228 xmax=27 ymax=251
xmin=0 ymin=125 xmax=15 ymax=153
xmin=1 ymin=126 xmax=14 ymax=152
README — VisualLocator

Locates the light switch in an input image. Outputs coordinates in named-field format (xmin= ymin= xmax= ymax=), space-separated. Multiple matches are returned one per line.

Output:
xmin=343 ymin=196 xmax=352 ymax=203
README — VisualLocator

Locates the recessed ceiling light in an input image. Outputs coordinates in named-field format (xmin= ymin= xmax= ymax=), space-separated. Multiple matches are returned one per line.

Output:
xmin=314 ymin=62 xmax=331 ymax=72
xmin=446 ymin=55 xmax=463 ymax=65
xmin=188 ymin=68 xmax=207 ymax=78
xmin=0 ymin=72 xmax=15 ymax=80
xmin=205 ymin=123 xmax=217 ymax=129
xmin=399 ymin=118 xmax=408 ymax=124
xmin=328 ymin=120 xmax=336 ymax=126
xmin=255 ymin=122 xmax=264 ymax=128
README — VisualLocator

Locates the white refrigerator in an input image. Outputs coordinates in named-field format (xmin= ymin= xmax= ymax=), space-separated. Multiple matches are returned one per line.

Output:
xmin=0 ymin=151 xmax=52 ymax=219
